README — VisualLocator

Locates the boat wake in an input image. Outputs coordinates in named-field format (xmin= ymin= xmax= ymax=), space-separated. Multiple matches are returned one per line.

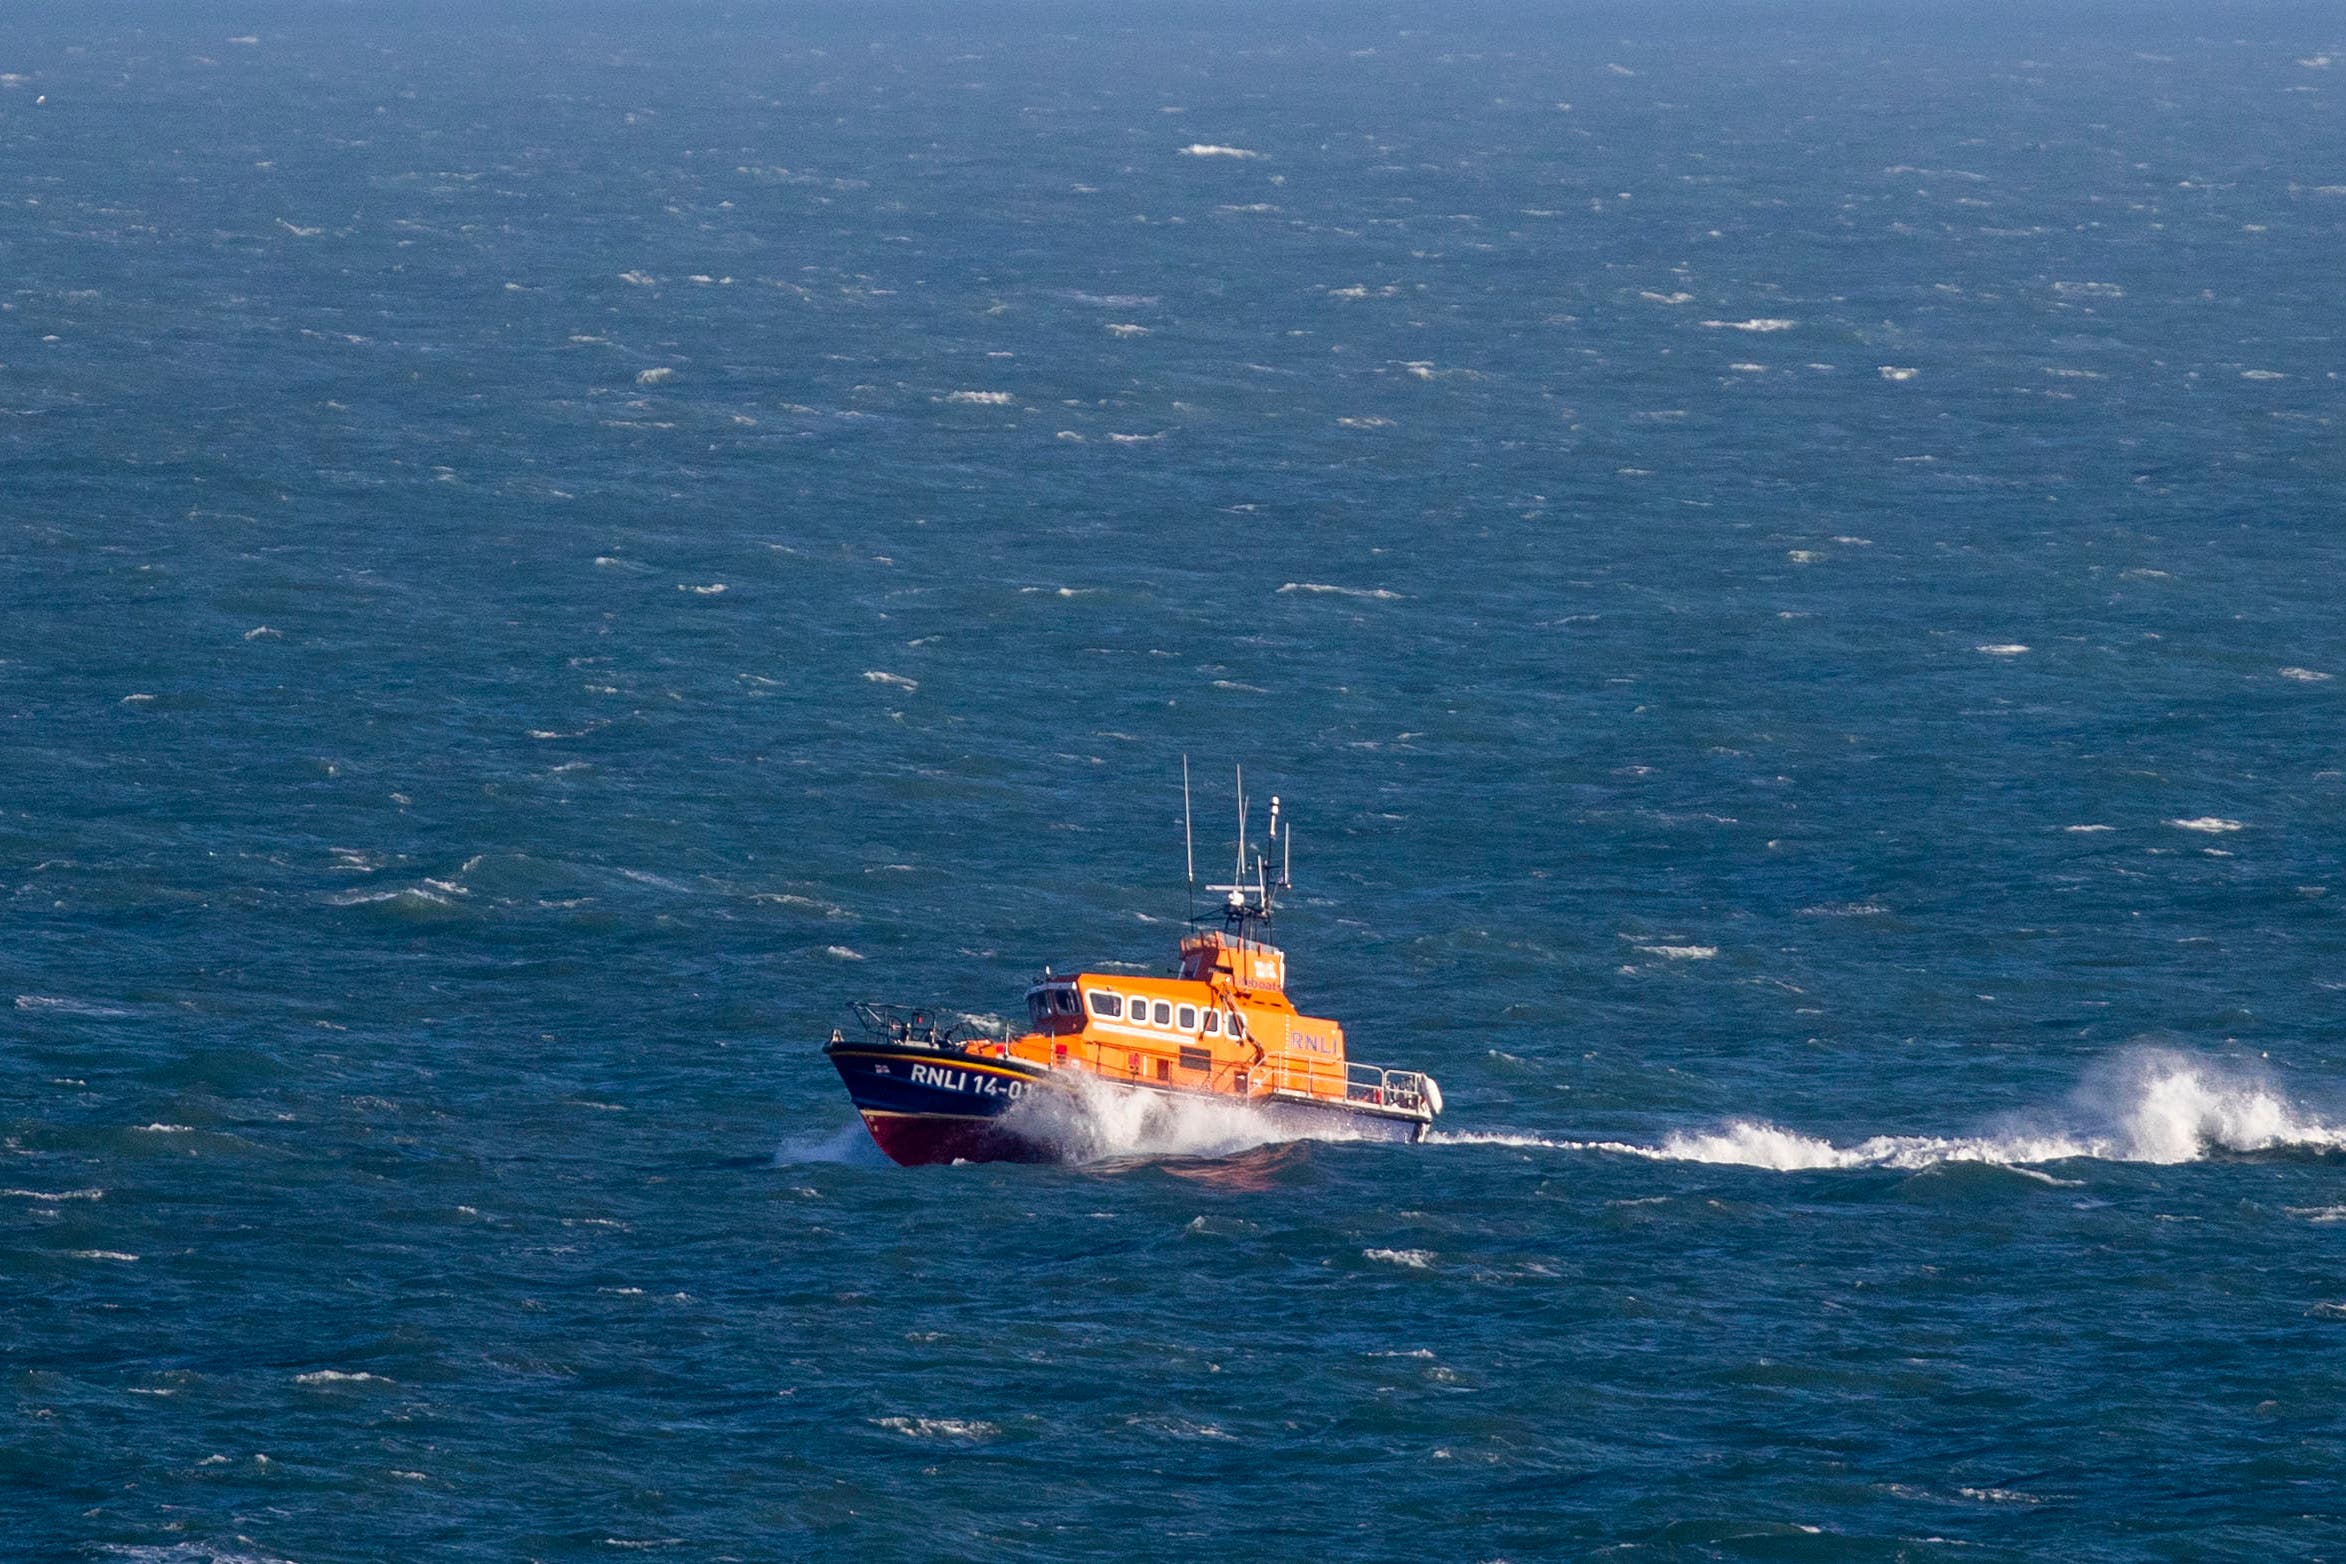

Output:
xmin=1434 ymin=1050 xmax=2346 ymax=1172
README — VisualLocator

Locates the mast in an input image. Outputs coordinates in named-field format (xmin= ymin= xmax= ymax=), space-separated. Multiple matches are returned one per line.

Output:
xmin=1200 ymin=767 xmax=1295 ymax=942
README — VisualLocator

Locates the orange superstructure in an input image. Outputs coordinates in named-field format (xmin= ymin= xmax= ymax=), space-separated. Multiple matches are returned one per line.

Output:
xmin=1002 ymin=929 xmax=1388 ymax=1112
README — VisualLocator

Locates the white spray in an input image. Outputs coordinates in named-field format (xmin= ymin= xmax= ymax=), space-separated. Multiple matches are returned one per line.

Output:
xmin=1431 ymin=1049 xmax=2346 ymax=1172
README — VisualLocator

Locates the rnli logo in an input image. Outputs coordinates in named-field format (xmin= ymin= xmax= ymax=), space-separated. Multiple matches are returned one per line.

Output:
xmin=909 ymin=1062 xmax=1029 ymax=1099
xmin=1289 ymin=1028 xmax=1338 ymax=1056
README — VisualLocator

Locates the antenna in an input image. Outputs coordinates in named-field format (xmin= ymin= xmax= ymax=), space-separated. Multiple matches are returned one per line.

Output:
xmin=1182 ymin=754 xmax=1195 ymax=922
xmin=1282 ymin=812 xmax=1291 ymax=888
xmin=1233 ymin=764 xmax=1246 ymax=890
xmin=1266 ymin=795 xmax=1281 ymax=911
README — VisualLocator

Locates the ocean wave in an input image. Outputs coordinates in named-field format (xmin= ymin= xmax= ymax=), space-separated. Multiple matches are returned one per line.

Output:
xmin=16 ymin=994 xmax=135 ymax=1017
xmin=1277 ymin=582 xmax=1402 ymax=600
xmin=1364 ymin=1247 xmax=1435 ymax=1269
xmin=873 ymin=1415 xmax=999 ymax=1440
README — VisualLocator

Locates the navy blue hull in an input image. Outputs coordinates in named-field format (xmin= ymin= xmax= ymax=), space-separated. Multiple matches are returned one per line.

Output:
xmin=825 ymin=1042 xmax=1060 ymax=1165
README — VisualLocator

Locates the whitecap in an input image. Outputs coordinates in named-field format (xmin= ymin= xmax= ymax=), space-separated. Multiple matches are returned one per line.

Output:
xmin=1976 ymin=643 xmax=2030 ymax=656
xmin=944 ymin=390 xmax=1014 ymax=405
xmin=1699 ymin=318 xmax=1797 ymax=332
xmin=294 ymin=1370 xmax=393 ymax=1385
xmin=1364 ymin=1248 xmax=1434 ymax=1269
xmin=872 ymin=1416 xmax=999 ymax=1439
xmin=635 ymin=367 xmax=675 ymax=386
xmin=1179 ymin=144 xmax=1263 ymax=159
xmin=1879 ymin=365 xmax=1920 ymax=381
xmin=17 ymin=995 xmax=135 ymax=1017
xmin=1635 ymin=944 xmax=1717 ymax=960
xmin=678 ymin=583 xmax=726 ymax=595
xmin=1276 ymin=582 xmax=1402 ymax=601
xmin=2169 ymin=817 xmax=2243 ymax=833
xmin=861 ymin=671 xmax=918 ymax=690
xmin=2279 ymin=667 xmax=2332 ymax=682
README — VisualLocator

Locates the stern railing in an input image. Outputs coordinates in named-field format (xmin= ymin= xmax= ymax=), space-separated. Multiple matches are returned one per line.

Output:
xmin=1256 ymin=1055 xmax=1434 ymax=1116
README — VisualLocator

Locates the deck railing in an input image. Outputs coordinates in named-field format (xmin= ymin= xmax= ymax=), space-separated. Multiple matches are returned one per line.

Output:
xmin=1256 ymin=1055 xmax=1433 ymax=1115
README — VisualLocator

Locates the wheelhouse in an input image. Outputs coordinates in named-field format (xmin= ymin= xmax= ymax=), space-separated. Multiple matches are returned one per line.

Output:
xmin=1024 ymin=981 xmax=1084 ymax=1035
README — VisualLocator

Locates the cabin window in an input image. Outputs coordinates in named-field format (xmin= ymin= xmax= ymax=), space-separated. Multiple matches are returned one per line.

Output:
xmin=1088 ymin=991 xmax=1122 ymax=1019
xmin=1203 ymin=1012 xmax=1220 ymax=1034
xmin=1176 ymin=1004 xmax=1197 ymax=1031
xmin=1028 ymin=993 xmax=1050 ymax=1026
xmin=1179 ymin=1045 xmax=1212 ymax=1074
xmin=1152 ymin=1001 xmax=1171 ymax=1026
xmin=1226 ymin=1012 xmax=1244 ymax=1038
xmin=1053 ymin=989 xmax=1078 ymax=1015
xmin=1155 ymin=1058 xmax=1170 ymax=1082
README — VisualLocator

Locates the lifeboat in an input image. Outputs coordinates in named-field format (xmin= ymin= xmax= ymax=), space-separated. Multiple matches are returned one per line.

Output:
xmin=822 ymin=776 xmax=1444 ymax=1166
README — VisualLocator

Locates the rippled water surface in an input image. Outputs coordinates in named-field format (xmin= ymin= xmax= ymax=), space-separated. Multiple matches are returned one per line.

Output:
xmin=6 ymin=4 xmax=2346 ymax=1559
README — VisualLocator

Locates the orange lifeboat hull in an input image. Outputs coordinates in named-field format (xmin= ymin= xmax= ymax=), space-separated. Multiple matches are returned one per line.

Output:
xmin=825 ymin=1034 xmax=1430 ymax=1167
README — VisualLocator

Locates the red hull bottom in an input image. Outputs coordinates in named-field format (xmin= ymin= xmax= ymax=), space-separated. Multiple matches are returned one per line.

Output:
xmin=859 ymin=1112 xmax=1059 ymax=1168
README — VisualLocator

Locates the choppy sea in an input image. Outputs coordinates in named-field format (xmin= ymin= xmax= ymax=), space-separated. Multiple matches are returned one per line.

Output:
xmin=6 ymin=4 xmax=2345 ymax=1559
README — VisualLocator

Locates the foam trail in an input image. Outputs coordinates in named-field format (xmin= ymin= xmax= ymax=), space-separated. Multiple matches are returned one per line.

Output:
xmin=1434 ymin=1051 xmax=2346 ymax=1172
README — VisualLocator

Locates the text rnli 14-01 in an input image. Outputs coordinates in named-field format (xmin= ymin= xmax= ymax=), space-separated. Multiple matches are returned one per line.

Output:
xmin=908 ymin=1061 xmax=1033 ymax=1099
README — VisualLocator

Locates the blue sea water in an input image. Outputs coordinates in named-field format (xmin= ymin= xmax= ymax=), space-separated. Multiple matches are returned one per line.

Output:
xmin=6 ymin=3 xmax=2346 ymax=1558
